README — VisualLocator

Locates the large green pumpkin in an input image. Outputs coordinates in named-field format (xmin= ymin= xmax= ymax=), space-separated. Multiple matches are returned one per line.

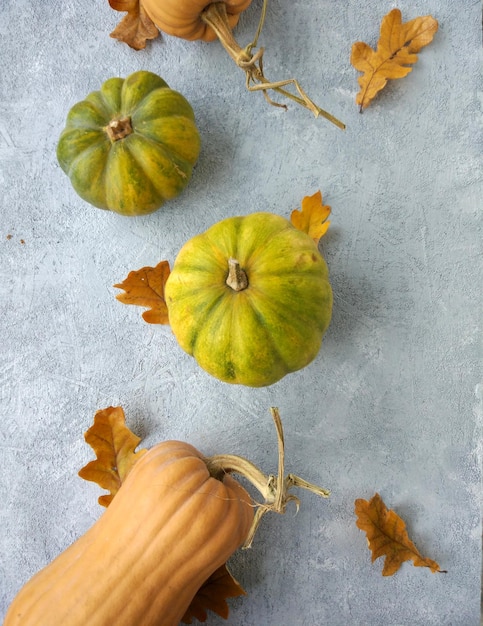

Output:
xmin=164 ymin=212 xmax=333 ymax=387
xmin=57 ymin=71 xmax=201 ymax=216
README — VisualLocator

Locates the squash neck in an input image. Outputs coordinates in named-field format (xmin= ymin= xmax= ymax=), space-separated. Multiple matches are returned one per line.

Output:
xmin=105 ymin=116 xmax=133 ymax=142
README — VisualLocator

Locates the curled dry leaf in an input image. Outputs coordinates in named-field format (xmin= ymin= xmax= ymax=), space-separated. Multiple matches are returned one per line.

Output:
xmin=290 ymin=190 xmax=331 ymax=245
xmin=109 ymin=0 xmax=159 ymax=50
xmin=351 ymin=9 xmax=438 ymax=111
xmin=355 ymin=493 xmax=446 ymax=576
xmin=78 ymin=406 xmax=147 ymax=507
xmin=114 ymin=260 xmax=171 ymax=325
xmin=181 ymin=564 xmax=245 ymax=624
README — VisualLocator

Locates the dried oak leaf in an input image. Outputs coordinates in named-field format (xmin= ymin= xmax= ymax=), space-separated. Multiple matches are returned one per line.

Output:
xmin=290 ymin=190 xmax=331 ymax=245
xmin=355 ymin=493 xmax=446 ymax=576
xmin=78 ymin=406 xmax=147 ymax=507
xmin=109 ymin=0 xmax=159 ymax=50
xmin=351 ymin=9 xmax=438 ymax=111
xmin=181 ymin=564 xmax=246 ymax=624
xmin=114 ymin=260 xmax=171 ymax=325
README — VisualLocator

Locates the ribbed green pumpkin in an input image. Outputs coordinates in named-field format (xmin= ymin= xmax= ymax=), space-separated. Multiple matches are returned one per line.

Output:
xmin=57 ymin=71 xmax=201 ymax=216
xmin=164 ymin=212 xmax=333 ymax=387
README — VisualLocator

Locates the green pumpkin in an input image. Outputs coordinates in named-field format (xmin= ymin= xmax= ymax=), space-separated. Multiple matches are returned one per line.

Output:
xmin=164 ymin=212 xmax=333 ymax=387
xmin=57 ymin=71 xmax=201 ymax=216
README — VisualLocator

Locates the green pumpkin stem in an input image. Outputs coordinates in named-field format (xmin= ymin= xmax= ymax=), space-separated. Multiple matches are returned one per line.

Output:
xmin=226 ymin=258 xmax=249 ymax=291
xmin=105 ymin=116 xmax=133 ymax=142
xmin=204 ymin=407 xmax=330 ymax=549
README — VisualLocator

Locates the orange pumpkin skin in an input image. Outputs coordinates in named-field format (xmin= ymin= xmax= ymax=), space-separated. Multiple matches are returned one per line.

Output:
xmin=4 ymin=441 xmax=254 ymax=626
xmin=142 ymin=0 xmax=253 ymax=41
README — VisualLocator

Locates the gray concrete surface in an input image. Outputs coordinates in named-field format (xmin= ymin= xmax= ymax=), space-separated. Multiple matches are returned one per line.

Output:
xmin=1 ymin=0 xmax=481 ymax=624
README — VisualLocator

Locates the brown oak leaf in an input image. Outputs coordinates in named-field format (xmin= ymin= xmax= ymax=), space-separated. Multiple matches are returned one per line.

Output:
xmin=114 ymin=260 xmax=171 ymax=325
xmin=351 ymin=9 xmax=438 ymax=111
xmin=355 ymin=493 xmax=446 ymax=576
xmin=109 ymin=0 xmax=159 ymax=50
xmin=290 ymin=190 xmax=331 ymax=245
xmin=181 ymin=564 xmax=246 ymax=624
xmin=78 ymin=406 xmax=147 ymax=507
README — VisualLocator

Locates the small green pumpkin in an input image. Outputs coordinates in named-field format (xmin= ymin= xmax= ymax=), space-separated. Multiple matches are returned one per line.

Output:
xmin=57 ymin=71 xmax=201 ymax=216
xmin=164 ymin=212 xmax=333 ymax=387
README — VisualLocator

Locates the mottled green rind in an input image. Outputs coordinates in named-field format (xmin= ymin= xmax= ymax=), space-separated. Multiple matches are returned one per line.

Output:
xmin=56 ymin=71 xmax=201 ymax=216
xmin=165 ymin=212 xmax=333 ymax=387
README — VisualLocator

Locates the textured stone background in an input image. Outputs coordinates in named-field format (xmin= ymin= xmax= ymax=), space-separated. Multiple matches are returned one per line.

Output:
xmin=1 ymin=1 xmax=481 ymax=624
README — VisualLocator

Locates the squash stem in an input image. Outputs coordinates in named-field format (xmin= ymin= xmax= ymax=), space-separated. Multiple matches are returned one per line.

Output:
xmin=226 ymin=258 xmax=248 ymax=291
xmin=104 ymin=116 xmax=133 ymax=142
xmin=200 ymin=2 xmax=345 ymax=128
xmin=205 ymin=454 xmax=271 ymax=498
xmin=204 ymin=407 xmax=330 ymax=549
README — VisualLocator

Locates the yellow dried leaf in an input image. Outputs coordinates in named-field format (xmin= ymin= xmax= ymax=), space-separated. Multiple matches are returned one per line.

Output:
xmin=114 ymin=260 xmax=171 ymax=325
xmin=355 ymin=493 xmax=446 ymax=576
xmin=109 ymin=0 xmax=159 ymax=50
xmin=351 ymin=9 xmax=438 ymax=110
xmin=78 ymin=406 xmax=147 ymax=507
xmin=290 ymin=190 xmax=331 ymax=244
xmin=181 ymin=564 xmax=246 ymax=624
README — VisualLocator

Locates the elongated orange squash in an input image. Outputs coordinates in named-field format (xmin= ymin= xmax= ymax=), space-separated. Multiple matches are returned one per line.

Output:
xmin=141 ymin=0 xmax=252 ymax=42
xmin=4 ymin=441 xmax=253 ymax=626
xmin=5 ymin=407 xmax=330 ymax=625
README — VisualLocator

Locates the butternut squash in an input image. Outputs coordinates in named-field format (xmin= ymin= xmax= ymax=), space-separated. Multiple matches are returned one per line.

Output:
xmin=140 ymin=0 xmax=252 ymax=42
xmin=5 ymin=408 xmax=329 ymax=625
xmin=4 ymin=441 xmax=253 ymax=626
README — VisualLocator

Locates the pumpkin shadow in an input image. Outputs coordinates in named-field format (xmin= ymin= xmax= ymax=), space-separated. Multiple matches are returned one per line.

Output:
xmin=323 ymin=272 xmax=381 ymax=350
xmin=185 ymin=102 xmax=239 ymax=202
xmin=318 ymin=225 xmax=342 ymax=256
